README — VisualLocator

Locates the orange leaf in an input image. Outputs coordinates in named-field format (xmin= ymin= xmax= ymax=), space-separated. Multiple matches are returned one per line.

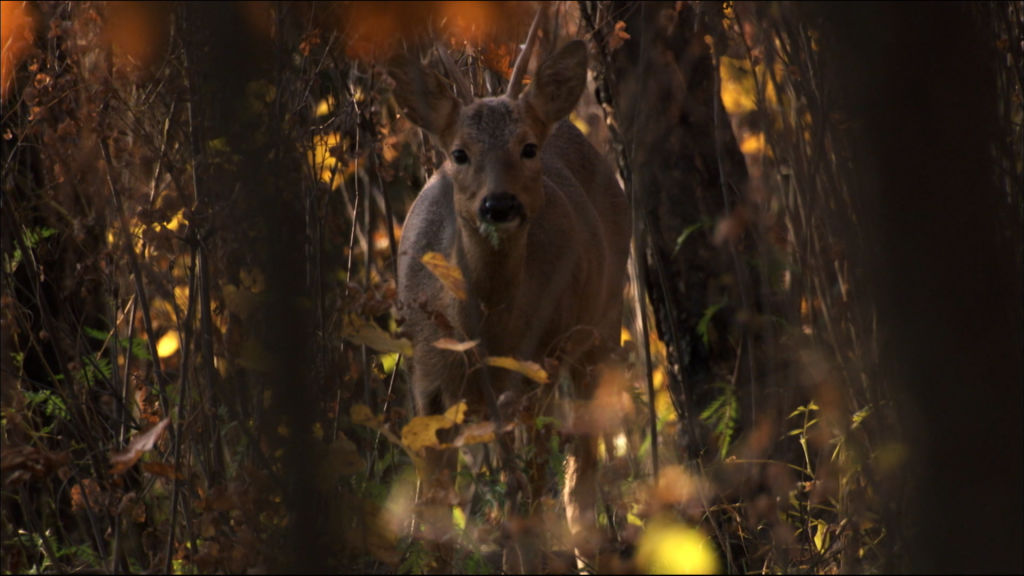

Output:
xmin=109 ymin=417 xmax=170 ymax=475
xmin=485 ymin=356 xmax=549 ymax=384
xmin=433 ymin=337 xmax=479 ymax=352
xmin=70 ymin=478 xmax=105 ymax=513
xmin=420 ymin=252 xmax=467 ymax=300
xmin=609 ymin=20 xmax=631 ymax=52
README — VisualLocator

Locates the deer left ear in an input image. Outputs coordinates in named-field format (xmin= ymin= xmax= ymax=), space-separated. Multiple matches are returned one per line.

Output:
xmin=389 ymin=52 xmax=462 ymax=146
xmin=524 ymin=40 xmax=588 ymax=126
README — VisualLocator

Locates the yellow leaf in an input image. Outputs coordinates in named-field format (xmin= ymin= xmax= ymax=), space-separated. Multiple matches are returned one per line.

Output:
xmin=343 ymin=316 xmax=413 ymax=355
xmin=432 ymin=338 xmax=479 ymax=352
xmin=452 ymin=506 xmax=467 ymax=532
xmin=443 ymin=401 xmax=468 ymax=424
xmin=401 ymin=414 xmax=454 ymax=452
xmin=420 ymin=252 xmax=466 ymax=300
xmin=813 ymin=518 xmax=828 ymax=553
xmin=636 ymin=518 xmax=721 ymax=574
xmin=401 ymin=401 xmax=466 ymax=452
xmin=485 ymin=356 xmax=549 ymax=384
xmin=156 ymin=331 xmax=179 ymax=358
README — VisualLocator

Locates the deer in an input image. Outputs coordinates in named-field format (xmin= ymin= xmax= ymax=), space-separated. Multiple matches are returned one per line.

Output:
xmin=389 ymin=13 xmax=631 ymax=572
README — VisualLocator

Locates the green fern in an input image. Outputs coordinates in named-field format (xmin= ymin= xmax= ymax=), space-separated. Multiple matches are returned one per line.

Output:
xmin=700 ymin=380 xmax=739 ymax=459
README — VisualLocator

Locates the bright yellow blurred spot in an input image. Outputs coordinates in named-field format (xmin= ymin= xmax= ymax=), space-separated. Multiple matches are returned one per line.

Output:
xmin=718 ymin=56 xmax=757 ymax=116
xmin=569 ymin=111 xmax=590 ymax=136
xmin=156 ymin=330 xmax=180 ymax=358
xmin=452 ymin=505 xmax=466 ymax=532
xmin=315 ymin=95 xmax=335 ymax=118
xmin=620 ymin=326 xmax=631 ymax=345
xmin=653 ymin=365 xmax=666 ymax=391
xmin=307 ymin=131 xmax=344 ymax=188
xmin=636 ymin=519 xmax=721 ymax=574
xmin=655 ymin=386 xmax=677 ymax=423
xmin=612 ymin=432 xmax=629 ymax=458
xmin=739 ymin=132 xmax=765 ymax=156
xmin=379 ymin=352 xmax=400 ymax=375
xmin=164 ymin=209 xmax=186 ymax=232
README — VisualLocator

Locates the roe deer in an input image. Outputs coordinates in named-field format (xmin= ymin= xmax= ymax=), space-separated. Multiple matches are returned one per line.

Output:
xmin=391 ymin=25 xmax=630 ymax=572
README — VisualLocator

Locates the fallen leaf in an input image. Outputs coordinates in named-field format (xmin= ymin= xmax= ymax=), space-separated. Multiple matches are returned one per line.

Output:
xmin=486 ymin=356 xmax=549 ymax=384
xmin=443 ymin=400 xmax=468 ymax=424
xmin=420 ymin=252 xmax=466 ymax=300
xmin=109 ymin=417 xmax=171 ymax=475
xmin=70 ymin=478 xmax=106 ymax=514
xmin=401 ymin=414 xmax=455 ymax=452
xmin=342 ymin=315 xmax=413 ymax=355
xmin=432 ymin=337 xmax=479 ymax=352
xmin=401 ymin=401 xmax=467 ymax=452
xmin=609 ymin=20 xmax=631 ymax=52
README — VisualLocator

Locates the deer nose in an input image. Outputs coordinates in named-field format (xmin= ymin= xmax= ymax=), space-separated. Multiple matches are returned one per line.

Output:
xmin=479 ymin=193 xmax=525 ymax=224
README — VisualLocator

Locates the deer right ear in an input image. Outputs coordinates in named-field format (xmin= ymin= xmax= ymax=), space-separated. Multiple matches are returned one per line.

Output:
xmin=525 ymin=40 xmax=588 ymax=126
xmin=389 ymin=53 xmax=461 ymax=145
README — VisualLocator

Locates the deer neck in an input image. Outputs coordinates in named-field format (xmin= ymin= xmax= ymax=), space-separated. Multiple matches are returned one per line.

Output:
xmin=452 ymin=215 xmax=528 ymax=324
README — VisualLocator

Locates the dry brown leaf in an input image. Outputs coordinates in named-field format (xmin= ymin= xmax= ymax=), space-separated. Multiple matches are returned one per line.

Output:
xmin=70 ymin=478 xmax=106 ymax=513
xmin=342 ymin=315 xmax=413 ymax=355
xmin=609 ymin=20 xmax=631 ymax=52
xmin=420 ymin=252 xmax=467 ymax=300
xmin=485 ymin=356 xmax=549 ymax=384
xmin=432 ymin=337 xmax=479 ymax=352
xmin=109 ymin=417 xmax=171 ymax=475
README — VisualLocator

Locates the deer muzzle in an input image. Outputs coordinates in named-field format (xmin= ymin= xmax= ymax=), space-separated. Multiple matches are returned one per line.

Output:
xmin=478 ymin=192 xmax=525 ymax=225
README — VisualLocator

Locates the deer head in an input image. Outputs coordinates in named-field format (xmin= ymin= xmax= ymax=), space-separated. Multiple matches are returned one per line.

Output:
xmin=389 ymin=40 xmax=589 ymax=250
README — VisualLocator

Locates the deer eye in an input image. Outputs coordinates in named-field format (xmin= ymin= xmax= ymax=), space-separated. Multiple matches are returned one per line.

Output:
xmin=451 ymin=149 xmax=469 ymax=165
xmin=521 ymin=143 xmax=538 ymax=159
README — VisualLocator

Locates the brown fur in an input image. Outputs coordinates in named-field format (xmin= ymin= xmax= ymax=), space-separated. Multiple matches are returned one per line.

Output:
xmin=391 ymin=40 xmax=631 ymax=570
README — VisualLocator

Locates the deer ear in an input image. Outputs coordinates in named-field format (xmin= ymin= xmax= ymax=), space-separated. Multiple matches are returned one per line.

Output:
xmin=524 ymin=40 xmax=588 ymax=126
xmin=389 ymin=52 xmax=461 ymax=145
